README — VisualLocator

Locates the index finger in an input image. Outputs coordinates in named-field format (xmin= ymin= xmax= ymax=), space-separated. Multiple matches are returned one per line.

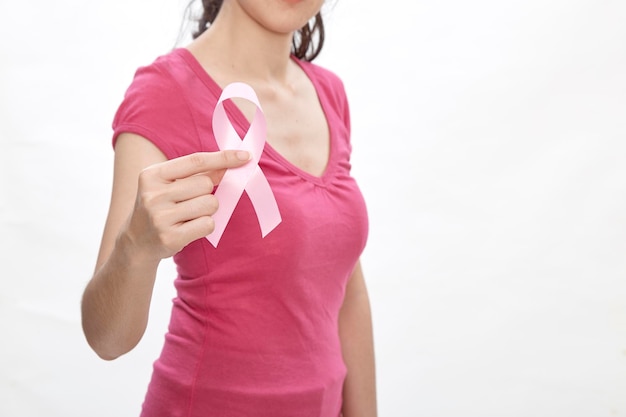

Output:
xmin=156 ymin=150 xmax=250 ymax=181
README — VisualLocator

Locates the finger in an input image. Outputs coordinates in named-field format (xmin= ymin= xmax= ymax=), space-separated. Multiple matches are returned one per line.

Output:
xmin=169 ymin=174 xmax=216 ymax=203
xmin=175 ymin=215 xmax=215 ymax=244
xmin=205 ymin=169 xmax=228 ymax=188
xmin=157 ymin=151 xmax=251 ymax=181
xmin=192 ymin=166 xmax=231 ymax=192
xmin=170 ymin=194 xmax=219 ymax=224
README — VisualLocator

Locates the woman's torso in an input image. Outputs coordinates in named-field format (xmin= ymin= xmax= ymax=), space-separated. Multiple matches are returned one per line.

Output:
xmin=112 ymin=48 xmax=368 ymax=417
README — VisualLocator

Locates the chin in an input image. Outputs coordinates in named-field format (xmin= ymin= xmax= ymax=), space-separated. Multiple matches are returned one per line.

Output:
xmin=238 ymin=0 xmax=323 ymax=32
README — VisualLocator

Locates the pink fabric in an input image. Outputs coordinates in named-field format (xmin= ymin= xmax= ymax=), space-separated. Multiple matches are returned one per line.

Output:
xmin=112 ymin=48 xmax=368 ymax=417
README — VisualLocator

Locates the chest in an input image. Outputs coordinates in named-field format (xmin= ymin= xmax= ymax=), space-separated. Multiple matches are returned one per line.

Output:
xmin=232 ymin=83 xmax=330 ymax=178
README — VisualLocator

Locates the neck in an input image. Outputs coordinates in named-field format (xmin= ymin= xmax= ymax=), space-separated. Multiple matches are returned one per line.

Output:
xmin=190 ymin=1 xmax=296 ymax=84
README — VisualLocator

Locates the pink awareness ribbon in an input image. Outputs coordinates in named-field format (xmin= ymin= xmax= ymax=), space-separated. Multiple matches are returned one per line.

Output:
xmin=206 ymin=82 xmax=282 ymax=247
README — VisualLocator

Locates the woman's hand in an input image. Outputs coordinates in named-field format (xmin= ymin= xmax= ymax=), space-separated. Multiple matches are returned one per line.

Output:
xmin=82 ymin=133 xmax=251 ymax=360
xmin=124 ymin=150 xmax=251 ymax=261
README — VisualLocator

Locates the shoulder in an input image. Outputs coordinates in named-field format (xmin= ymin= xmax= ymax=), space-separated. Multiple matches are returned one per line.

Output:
xmin=112 ymin=49 xmax=201 ymax=159
xmin=297 ymin=59 xmax=349 ymax=111
xmin=114 ymin=49 xmax=188 ymax=119
xmin=299 ymin=59 xmax=345 ymax=88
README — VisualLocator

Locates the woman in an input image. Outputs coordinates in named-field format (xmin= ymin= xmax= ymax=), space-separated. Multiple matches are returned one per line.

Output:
xmin=81 ymin=0 xmax=377 ymax=416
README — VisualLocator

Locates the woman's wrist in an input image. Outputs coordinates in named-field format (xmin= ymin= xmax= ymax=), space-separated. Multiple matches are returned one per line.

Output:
xmin=115 ymin=226 xmax=162 ymax=271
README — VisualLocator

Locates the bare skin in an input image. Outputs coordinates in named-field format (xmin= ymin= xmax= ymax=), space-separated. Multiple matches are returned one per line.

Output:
xmin=81 ymin=0 xmax=377 ymax=415
xmin=340 ymin=261 xmax=378 ymax=417
xmin=82 ymin=142 xmax=252 ymax=358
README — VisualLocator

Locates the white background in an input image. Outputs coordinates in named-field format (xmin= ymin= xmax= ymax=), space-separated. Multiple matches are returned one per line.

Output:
xmin=1 ymin=0 xmax=626 ymax=416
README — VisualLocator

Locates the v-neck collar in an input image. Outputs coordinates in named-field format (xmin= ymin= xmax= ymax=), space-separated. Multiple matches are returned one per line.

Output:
xmin=174 ymin=47 xmax=337 ymax=187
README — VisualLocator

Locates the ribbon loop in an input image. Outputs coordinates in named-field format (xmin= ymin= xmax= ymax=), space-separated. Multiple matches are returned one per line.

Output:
xmin=206 ymin=82 xmax=282 ymax=247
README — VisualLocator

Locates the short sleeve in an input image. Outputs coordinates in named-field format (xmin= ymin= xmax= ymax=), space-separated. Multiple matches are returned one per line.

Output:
xmin=112 ymin=57 xmax=199 ymax=160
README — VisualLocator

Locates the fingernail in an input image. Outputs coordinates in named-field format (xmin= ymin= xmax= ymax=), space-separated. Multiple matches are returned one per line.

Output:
xmin=236 ymin=151 xmax=251 ymax=161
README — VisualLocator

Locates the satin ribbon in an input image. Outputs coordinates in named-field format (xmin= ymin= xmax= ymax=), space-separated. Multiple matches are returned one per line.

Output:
xmin=206 ymin=82 xmax=282 ymax=247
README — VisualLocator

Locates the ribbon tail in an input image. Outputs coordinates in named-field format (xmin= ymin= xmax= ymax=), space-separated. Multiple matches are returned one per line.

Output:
xmin=246 ymin=166 xmax=282 ymax=237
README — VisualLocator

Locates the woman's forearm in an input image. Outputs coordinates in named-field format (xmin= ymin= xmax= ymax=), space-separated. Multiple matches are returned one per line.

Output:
xmin=81 ymin=138 xmax=252 ymax=360
xmin=81 ymin=230 xmax=159 ymax=360
xmin=339 ymin=262 xmax=378 ymax=417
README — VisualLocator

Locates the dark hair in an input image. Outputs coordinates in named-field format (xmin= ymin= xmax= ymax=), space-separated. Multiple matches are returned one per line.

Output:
xmin=190 ymin=0 xmax=325 ymax=62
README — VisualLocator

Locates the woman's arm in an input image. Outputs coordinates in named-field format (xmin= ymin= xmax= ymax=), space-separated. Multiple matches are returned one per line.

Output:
xmin=339 ymin=261 xmax=378 ymax=417
xmin=81 ymin=133 xmax=250 ymax=360
xmin=81 ymin=134 xmax=166 ymax=360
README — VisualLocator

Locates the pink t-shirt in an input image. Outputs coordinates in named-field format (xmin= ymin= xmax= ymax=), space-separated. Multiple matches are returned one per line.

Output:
xmin=112 ymin=48 xmax=368 ymax=417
